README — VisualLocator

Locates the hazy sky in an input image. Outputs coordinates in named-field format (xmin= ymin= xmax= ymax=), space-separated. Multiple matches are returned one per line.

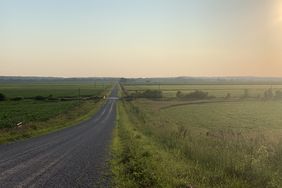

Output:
xmin=1 ymin=0 xmax=282 ymax=77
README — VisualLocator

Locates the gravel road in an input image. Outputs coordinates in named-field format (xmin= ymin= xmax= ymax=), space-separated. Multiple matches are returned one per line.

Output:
xmin=0 ymin=87 xmax=118 ymax=188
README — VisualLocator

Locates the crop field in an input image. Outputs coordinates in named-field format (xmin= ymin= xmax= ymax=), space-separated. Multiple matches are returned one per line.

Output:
xmin=0 ymin=83 xmax=111 ymax=143
xmin=0 ymin=83 xmax=108 ymax=98
xmin=112 ymin=84 xmax=282 ymax=187
xmin=0 ymin=100 xmax=77 ymax=129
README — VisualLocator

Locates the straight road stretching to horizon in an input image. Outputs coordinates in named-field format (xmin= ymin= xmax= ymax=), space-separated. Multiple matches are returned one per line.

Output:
xmin=0 ymin=87 xmax=118 ymax=188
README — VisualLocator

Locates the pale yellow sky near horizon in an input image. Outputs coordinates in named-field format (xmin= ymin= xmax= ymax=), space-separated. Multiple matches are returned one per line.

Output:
xmin=0 ymin=0 xmax=282 ymax=77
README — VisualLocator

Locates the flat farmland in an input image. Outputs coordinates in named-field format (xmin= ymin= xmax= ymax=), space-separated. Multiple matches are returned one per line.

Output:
xmin=0 ymin=100 xmax=77 ymax=129
xmin=0 ymin=83 xmax=111 ymax=143
xmin=113 ymin=84 xmax=282 ymax=187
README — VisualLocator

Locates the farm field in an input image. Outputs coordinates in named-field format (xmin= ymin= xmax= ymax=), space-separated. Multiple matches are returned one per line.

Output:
xmin=0 ymin=83 xmax=108 ymax=98
xmin=0 ymin=83 xmax=111 ymax=143
xmin=112 ymin=84 xmax=282 ymax=187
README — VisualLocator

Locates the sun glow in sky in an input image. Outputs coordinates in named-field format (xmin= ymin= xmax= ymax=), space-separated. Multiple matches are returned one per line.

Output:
xmin=275 ymin=1 xmax=282 ymax=23
xmin=0 ymin=0 xmax=282 ymax=77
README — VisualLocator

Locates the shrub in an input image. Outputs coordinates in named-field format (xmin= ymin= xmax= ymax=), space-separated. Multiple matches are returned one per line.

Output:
xmin=225 ymin=93 xmax=231 ymax=99
xmin=264 ymin=88 xmax=273 ymax=100
xmin=11 ymin=96 xmax=24 ymax=101
xmin=47 ymin=94 xmax=59 ymax=101
xmin=182 ymin=90 xmax=210 ymax=100
xmin=176 ymin=90 xmax=184 ymax=98
xmin=131 ymin=90 xmax=163 ymax=99
xmin=0 ymin=93 xmax=6 ymax=101
xmin=34 ymin=96 xmax=46 ymax=101
xmin=243 ymin=89 xmax=249 ymax=98
xmin=142 ymin=90 xmax=162 ymax=98
xmin=275 ymin=90 xmax=282 ymax=99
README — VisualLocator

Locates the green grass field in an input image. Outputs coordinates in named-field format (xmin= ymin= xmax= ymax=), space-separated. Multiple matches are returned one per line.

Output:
xmin=0 ymin=83 xmax=111 ymax=143
xmin=112 ymin=84 xmax=282 ymax=187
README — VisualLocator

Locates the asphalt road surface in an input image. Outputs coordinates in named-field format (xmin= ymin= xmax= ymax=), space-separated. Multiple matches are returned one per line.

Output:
xmin=0 ymin=87 xmax=118 ymax=188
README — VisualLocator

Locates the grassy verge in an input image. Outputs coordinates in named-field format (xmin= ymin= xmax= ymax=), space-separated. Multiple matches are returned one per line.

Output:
xmin=0 ymin=99 xmax=106 ymax=144
xmin=111 ymin=100 xmax=204 ymax=187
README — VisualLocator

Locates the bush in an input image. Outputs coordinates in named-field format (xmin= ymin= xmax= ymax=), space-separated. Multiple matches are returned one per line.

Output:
xmin=225 ymin=93 xmax=231 ymax=99
xmin=264 ymin=88 xmax=273 ymax=100
xmin=182 ymin=90 xmax=210 ymax=100
xmin=34 ymin=96 xmax=46 ymax=101
xmin=275 ymin=90 xmax=282 ymax=99
xmin=176 ymin=90 xmax=184 ymax=98
xmin=11 ymin=96 xmax=24 ymax=101
xmin=142 ymin=90 xmax=162 ymax=98
xmin=0 ymin=93 xmax=6 ymax=101
xmin=132 ymin=90 xmax=163 ymax=99
xmin=46 ymin=94 xmax=59 ymax=101
xmin=243 ymin=89 xmax=249 ymax=98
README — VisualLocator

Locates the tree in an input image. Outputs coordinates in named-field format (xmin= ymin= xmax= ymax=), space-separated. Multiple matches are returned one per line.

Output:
xmin=34 ymin=96 xmax=46 ymax=100
xmin=183 ymin=90 xmax=209 ymax=100
xmin=11 ymin=96 xmax=24 ymax=101
xmin=275 ymin=90 xmax=282 ymax=99
xmin=264 ymin=88 xmax=274 ymax=100
xmin=120 ymin=78 xmax=127 ymax=83
xmin=176 ymin=91 xmax=183 ymax=98
xmin=225 ymin=93 xmax=231 ymax=99
xmin=142 ymin=90 xmax=162 ymax=98
xmin=131 ymin=89 xmax=163 ymax=99
xmin=0 ymin=93 xmax=6 ymax=101
xmin=243 ymin=89 xmax=249 ymax=98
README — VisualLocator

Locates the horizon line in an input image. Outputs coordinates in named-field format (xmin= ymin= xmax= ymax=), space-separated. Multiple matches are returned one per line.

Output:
xmin=2 ymin=75 xmax=282 ymax=79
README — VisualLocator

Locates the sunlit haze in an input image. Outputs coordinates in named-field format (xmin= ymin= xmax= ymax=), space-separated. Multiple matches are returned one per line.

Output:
xmin=1 ymin=0 xmax=282 ymax=77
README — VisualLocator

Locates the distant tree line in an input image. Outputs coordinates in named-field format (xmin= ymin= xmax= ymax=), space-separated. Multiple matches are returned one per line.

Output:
xmin=0 ymin=93 xmax=101 ymax=102
xmin=264 ymin=88 xmax=282 ymax=100
xmin=133 ymin=89 xmax=163 ymax=99
xmin=240 ymin=88 xmax=282 ymax=100
xmin=176 ymin=90 xmax=213 ymax=100
xmin=129 ymin=89 xmax=163 ymax=99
